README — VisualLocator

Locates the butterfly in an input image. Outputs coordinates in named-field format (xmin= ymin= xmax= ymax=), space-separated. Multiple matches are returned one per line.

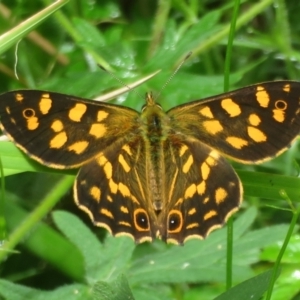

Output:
xmin=0 ymin=81 xmax=299 ymax=244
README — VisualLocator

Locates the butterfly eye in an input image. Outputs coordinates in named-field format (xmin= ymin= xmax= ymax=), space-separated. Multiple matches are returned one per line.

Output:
xmin=167 ymin=210 xmax=183 ymax=233
xmin=134 ymin=208 xmax=150 ymax=231
xmin=141 ymin=103 xmax=163 ymax=112
xmin=156 ymin=103 xmax=162 ymax=110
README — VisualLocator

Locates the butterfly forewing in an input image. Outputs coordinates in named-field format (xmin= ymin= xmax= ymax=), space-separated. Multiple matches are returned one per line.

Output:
xmin=0 ymin=90 xmax=138 ymax=168
xmin=168 ymin=81 xmax=300 ymax=163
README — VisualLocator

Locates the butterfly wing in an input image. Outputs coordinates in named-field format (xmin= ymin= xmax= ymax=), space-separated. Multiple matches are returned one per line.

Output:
xmin=158 ymin=137 xmax=242 ymax=244
xmin=168 ymin=81 xmax=300 ymax=163
xmin=0 ymin=90 xmax=139 ymax=168
xmin=74 ymin=137 xmax=158 ymax=243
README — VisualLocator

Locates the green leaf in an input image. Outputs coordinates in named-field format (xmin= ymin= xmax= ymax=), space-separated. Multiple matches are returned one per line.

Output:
xmin=0 ymin=0 xmax=69 ymax=54
xmin=239 ymin=170 xmax=300 ymax=202
xmin=128 ymin=208 xmax=291 ymax=284
xmin=4 ymin=199 xmax=84 ymax=281
xmin=146 ymin=9 xmax=222 ymax=70
xmin=0 ymin=281 xmax=89 ymax=300
xmin=260 ymin=234 xmax=300 ymax=263
xmin=72 ymin=17 xmax=106 ymax=49
xmin=214 ymin=269 xmax=280 ymax=300
xmin=52 ymin=211 xmax=135 ymax=281
xmin=92 ymin=274 xmax=134 ymax=300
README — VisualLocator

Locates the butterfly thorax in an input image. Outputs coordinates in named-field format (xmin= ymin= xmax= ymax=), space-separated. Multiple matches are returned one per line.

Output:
xmin=140 ymin=94 xmax=170 ymax=213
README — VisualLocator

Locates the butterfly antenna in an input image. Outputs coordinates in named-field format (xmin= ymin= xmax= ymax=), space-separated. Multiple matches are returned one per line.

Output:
xmin=155 ymin=51 xmax=192 ymax=100
xmin=98 ymin=65 xmax=144 ymax=99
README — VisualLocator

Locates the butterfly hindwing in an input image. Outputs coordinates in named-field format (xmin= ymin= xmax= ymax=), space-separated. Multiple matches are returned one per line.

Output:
xmin=74 ymin=136 xmax=158 ymax=243
xmin=0 ymin=90 xmax=138 ymax=168
xmin=158 ymin=138 xmax=242 ymax=244
xmin=168 ymin=81 xmax=300 ymax=163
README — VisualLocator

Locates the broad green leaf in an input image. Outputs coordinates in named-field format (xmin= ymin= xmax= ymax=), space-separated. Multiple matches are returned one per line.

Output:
xmin=214 ymin=269 xmax=280 ymax=300
xmin=3 ymin=200 xmax=84 ymax=281
xmin=239 ymin=170 xmax=300 ymax=202
xmin=260 ymin=234 xmax=300 ymax=263
xmin=0 ymin=281 xmax=89 ymax=300
xmin=128 ymin=208 xmax=290 ymax=284
xmin=92 ymin=274 xmax=134 ymax=300
xmin=52 ymin=211 xmax=135 ymax=281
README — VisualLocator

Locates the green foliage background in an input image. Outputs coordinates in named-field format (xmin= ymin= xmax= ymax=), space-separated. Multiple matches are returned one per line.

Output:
xmin=0 ymin=0 xmax=300 ymax=299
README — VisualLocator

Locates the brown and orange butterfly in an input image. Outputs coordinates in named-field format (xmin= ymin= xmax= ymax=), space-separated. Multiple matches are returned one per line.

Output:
xmin=0 ymin=81 xmax=299 ymax=244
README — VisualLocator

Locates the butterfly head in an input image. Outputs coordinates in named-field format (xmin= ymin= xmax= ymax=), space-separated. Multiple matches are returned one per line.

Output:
xmin=145 ymin=92 xmax=156 ymax=106
xmin=142 ymin=92 xmax=163 ymax=111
